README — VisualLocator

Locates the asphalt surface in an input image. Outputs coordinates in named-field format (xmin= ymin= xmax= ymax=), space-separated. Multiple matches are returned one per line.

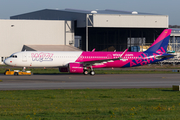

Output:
xmin=0 ymin=73 xmax=180 ymax=90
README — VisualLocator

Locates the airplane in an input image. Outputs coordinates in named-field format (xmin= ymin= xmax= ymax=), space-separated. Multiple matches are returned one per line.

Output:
xmin=4 ymin=29 xmax=175 ymax=75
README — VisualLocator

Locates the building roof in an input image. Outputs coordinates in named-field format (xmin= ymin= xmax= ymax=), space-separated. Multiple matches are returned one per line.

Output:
xmin=63 ymin=8 xmax=160 ymax=15
xmin=10 ymin=8 xmax=167 ymax=28
xmin=10 ymin=8 xmax=161 ymax=19
xmin=22 ymin=45 xmax=82 ymax=51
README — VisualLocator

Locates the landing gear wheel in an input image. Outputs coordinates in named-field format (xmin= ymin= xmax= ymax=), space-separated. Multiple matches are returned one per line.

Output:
xmin=83 ymin=70 xmax=88 ymax=75
xmin=90 ymin=71 xmax=95 ymax=76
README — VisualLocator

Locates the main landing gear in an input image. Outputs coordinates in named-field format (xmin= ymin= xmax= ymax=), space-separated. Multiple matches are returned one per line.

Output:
xmin=83 ymin=66 xmax=95 ymax=76
xmin=83 ymin=70 xmax=88 ymax=75
xmin=90 ymin=71 xmax=95 ymax=75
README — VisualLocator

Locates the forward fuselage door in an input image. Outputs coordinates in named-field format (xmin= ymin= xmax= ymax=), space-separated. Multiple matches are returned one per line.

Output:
xmin=22 ymin=53 xmax=27 ymax=62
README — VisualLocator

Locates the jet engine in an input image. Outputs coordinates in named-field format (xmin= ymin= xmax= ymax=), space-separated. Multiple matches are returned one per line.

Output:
xmin=68 ymin=63 xmax=84 ymax=73
xmin=59 ymin=63 xmax=84 ymax=73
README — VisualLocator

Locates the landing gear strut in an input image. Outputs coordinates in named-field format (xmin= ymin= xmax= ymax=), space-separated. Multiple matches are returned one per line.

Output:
xmin=22 ymin=67 xmax=26 ymax=72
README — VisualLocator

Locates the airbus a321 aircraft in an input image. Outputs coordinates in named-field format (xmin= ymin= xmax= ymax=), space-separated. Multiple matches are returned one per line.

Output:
xmin=4 ymin=29 xmax=175 ymax=75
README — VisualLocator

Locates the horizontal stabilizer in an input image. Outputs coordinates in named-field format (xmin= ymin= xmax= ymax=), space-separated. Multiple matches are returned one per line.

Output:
xmin=156 ymin=54 xmax=176 ymax=60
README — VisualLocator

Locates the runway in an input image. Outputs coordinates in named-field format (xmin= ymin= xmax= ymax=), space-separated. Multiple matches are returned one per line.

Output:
xmin=0 ymin=73 xmax=180 ymax=90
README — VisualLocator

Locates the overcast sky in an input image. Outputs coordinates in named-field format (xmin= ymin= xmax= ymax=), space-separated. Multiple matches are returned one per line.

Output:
xmin=0 ymin=0 xmax=179 ymax=25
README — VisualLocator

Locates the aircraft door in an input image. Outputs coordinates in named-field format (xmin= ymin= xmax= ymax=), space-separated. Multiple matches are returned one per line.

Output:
xmin=22 ymin=53 xmax=27 ymax=62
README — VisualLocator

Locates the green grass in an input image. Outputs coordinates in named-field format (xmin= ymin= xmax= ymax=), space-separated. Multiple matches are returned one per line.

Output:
xmin=0 ymin=88 xmax=180 ymax=120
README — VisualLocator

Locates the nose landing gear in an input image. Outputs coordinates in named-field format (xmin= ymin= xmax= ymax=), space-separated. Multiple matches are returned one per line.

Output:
xmin=22 ymin=67 xmax=26 ymax=72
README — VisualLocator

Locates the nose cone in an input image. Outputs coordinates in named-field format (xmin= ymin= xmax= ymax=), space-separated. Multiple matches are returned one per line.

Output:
xmin=4 ymin=58 xmax=10 ymax=65
xmin=3 ymin=59 xmax=7 ymax=65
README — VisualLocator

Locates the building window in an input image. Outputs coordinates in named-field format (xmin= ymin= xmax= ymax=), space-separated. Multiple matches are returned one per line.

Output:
xmin=127 ymin=37 xmax=146 ymax=52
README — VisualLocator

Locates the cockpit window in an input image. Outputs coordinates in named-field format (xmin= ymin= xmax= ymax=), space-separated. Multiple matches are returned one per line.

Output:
xmin=10 ymin=55 xmax=17 ymax=58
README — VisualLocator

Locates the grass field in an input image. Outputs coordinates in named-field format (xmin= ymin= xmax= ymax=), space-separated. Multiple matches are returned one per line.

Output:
xmin=1 ymin=65 xmax=180 ymax=119
xmin=0 ymin=88 xmax=180 ymax=120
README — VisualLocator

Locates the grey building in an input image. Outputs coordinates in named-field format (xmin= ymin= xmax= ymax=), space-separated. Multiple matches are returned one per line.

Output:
xmin=0 ymin=19 xmax=76 ymax=64
xmin=11 ymin=9 xmax=169 ymax=51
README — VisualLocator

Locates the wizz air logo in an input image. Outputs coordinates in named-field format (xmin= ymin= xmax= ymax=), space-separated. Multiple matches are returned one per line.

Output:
xmin=31 ymin=53 xmax=54 ymax=62
xmin=125 ymin=47 xmax=166 ymax=67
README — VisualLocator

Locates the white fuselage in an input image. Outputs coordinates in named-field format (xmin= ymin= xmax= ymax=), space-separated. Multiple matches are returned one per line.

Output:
xmin=4 ymin=51 xmax=82 ymax=67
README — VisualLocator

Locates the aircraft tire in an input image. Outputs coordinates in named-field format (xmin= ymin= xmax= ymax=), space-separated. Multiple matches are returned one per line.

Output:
xmin=90 ymin=71 xmax=95 ymax=76
xmin=83 ymin=70 xmax=88 ymax=75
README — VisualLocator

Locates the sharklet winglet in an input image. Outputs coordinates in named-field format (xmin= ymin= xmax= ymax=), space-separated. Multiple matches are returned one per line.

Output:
xmin=92 ymin=48 xmax=95 ymax=52
xmin=120 ymin=49 xmax=128 ymax=59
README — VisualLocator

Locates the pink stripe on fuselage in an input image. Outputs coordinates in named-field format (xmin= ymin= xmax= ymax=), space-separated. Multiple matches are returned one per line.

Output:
xmin=75 ymin=51 xmax=143 ymax=68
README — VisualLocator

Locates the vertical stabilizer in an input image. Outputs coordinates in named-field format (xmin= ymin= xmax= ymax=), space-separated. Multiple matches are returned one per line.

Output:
xmin=144 ymin=29 xmax=172 ymax=53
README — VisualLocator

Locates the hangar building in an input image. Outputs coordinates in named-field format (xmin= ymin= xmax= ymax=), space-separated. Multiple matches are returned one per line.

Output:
xmin=0 ymin=19 xmax=76 ymax=63
xmin=0 ymin=9 xmax=169 ymax=63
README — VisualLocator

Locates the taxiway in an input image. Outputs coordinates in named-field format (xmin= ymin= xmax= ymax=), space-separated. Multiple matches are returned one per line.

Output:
xmin=0 ymin=74 xmax=180 ymax=90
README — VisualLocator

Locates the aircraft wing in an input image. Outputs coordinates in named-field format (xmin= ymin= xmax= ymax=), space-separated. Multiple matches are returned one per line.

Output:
xmin=82 ymin=49 xmax=128 ymax=67
xmin=156 ymin=54 xmax=176 ymax=60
